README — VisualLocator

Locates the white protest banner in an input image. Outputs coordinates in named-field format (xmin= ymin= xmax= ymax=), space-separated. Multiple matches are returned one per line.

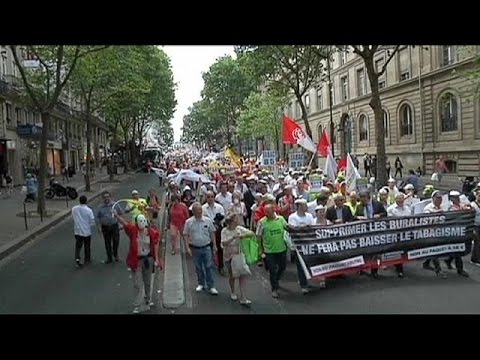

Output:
xmin=289 ymin=152 xmax=305 ymax=169
xmin=346 ymin=153 xmax=361 ymax=193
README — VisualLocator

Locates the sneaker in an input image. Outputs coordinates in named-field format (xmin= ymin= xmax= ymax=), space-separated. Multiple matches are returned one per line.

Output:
xmin=132 ymin=307 xmax=140 ymax=314
xmin=301 ymin=288 xmax=311 ymax=295
xmin=319 ymin=280 xmax=326 ymax=288
xmin=230 ymin=294 xmax=238 ymax=301
xmin=470 ymin=261 xmax=480 ymax=267
xmin=209 ymin=288 xmax=219 ymax=295
xmin=195 ymin=285 xmax=204 ymax=292
xmin=271 ymin=290 xmax=279 ymax=298
xmin=75 ymin=259 xmax=83 ymax=268
xmin=240 ymin=299 xmax=252 ymax=307
xmin=397 ymin=272 xmax=404 ymax=278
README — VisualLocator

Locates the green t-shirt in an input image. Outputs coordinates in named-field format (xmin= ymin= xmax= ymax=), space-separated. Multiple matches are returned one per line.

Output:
xmin=257 ymin=216 xmax=287 ymax=254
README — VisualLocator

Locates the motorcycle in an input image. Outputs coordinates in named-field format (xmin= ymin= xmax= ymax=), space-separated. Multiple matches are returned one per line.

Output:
xmin=45 ymin=178 xmax=78 ymax=200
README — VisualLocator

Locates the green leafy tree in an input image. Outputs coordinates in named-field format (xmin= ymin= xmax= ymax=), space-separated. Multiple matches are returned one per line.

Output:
xmin=10 ymin=45 xmax=107 ymax=215
xmin=201 ymin=55 xmax=255 ymax=145
xmin=238 ymin=91 xmax=285 ymax=155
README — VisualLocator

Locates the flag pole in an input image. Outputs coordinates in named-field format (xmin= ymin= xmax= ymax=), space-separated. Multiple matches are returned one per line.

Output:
xmin=307 ymin=151 xmax=315 ymax=170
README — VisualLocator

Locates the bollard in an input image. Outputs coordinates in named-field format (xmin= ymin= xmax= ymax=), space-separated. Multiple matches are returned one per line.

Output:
xmin=23 ymin=202 xmax=28 ymax=230
xmin=66 ymin=193 xmax=69 ymax=208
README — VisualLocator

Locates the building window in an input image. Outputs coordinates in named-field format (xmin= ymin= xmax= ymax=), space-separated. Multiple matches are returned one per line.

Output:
xmin=400 ymin=71 xmax=410 ymax=81
xmin=15 ymin=107 xmax=22 ymax=126
xmin=305 ymin=94 xmax=310 ymax=112
xmin=400 ymin=104 xmax=413 ymax=137
xmin=341 ymin=76 xmax=348 ymax=101
xmin=376 ymin=57 xmax=386 ymax=89
xmin=340 ymin=51 xmax=347 ymax=65
xmin=439 ymin=92 xmax=458 ymax=132
xmin=445 ymin=160 xmax=457 ymax=173
xmin=331 ymin=79 xmax=335 ymax=105
xmin=6 ymin=103 xmax=12 ymax=124
xmin=359 ymin=114 xmax=368 ymax=141
xmin=357 ymin=68 xmax=365 ymax=96
xmin=316 ymin=87 xmax=323 ymax=110
xmin=379 ymin=80 xmax=386 ymax=89
xmin=399 ymin=47 xmax=410 ymax=82
xmin=383 ymin=110 xmax=389 ymax=138
xmin=318 ymin=124 xmax=323 ymax=141
xmin=442 ymin=46 xmax=456 ymax=66
xmin=1 ymin=54 xmax=7 ymax=76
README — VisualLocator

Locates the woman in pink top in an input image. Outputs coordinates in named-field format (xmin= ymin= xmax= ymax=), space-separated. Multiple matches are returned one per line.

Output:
xmin=168 ymin=194 xmax=189 ymax=255
xmin=221 ymin=213 xmax=255 ymax=306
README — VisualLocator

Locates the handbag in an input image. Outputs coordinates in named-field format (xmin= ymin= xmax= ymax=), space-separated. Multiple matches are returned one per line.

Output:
xmin=231 ymin=248 xmax=251 ymax=278
xmin=240 ymin=236 xmax=260 ymax=265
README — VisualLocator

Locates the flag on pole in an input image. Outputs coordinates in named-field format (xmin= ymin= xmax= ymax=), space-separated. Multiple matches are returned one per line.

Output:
xmin=282 ymin=115 xmax=316 ymax=153
xmin=225 ymin=147 xmax=243 ymax=168
xmin=317 ymin=129 xmax=331 ymax=157
xmin=323 ymin=149 xmax=337 ymax=182
xmin=345 ymin=153 xmax=361 ymax=193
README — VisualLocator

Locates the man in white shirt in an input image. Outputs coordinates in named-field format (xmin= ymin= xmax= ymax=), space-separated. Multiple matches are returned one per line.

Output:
xmin=422 ymin=191 xmax=447 ymax=278
xmin=387 ymin=193 xmax=412 ymax=217
xmin=215 ymin=182 xmax=233 ymax=211
xmin=202 ymin=191 xmax=225 ymax=220
xmin=72 ymin=195 xmax=95 ymax=268
xmin=288 ymin=198 xmax=315 ymax=294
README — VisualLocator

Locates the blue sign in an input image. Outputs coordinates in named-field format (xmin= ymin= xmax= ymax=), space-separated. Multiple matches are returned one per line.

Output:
xmin=262 ymin=150 xmax=277 ymax=166
xmin=17 ymin=124 xmax=43 ymax=138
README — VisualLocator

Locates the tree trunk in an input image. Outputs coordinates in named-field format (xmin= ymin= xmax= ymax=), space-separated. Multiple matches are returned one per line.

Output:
xmin=85 ymin=113 xmax=92 ymax=191
xmin=37 ymin=112 xmax=50 ymax=216
xmin=365 ymin=56 xmax=387 ymax=186
xmin=109 ymin=120 xmax=119 ymax=181
xmin=123 ymin=133 xmax=129 ymax=172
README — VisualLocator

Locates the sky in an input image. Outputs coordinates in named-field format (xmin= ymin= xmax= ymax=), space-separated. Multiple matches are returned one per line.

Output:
xmin=161 ymin=46 xmax=236 ymax=142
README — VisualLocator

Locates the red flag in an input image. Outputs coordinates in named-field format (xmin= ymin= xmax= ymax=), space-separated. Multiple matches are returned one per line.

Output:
xmin=282 ymin=115 xmax=316 ymax=153
xmin=338 ymin=157 xmax=347 ymax=171
xmin=317 ymin=130 xmax=331 ymax=157
xmin=282 ymin=115 xmax=299 ymax=144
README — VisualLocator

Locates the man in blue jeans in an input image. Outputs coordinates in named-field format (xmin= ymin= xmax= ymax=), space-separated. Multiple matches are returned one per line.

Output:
xmin=184 ymin=202 xmax=219 ymax=295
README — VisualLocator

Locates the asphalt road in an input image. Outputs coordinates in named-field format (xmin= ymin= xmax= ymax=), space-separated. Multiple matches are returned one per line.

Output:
xmin=178 ymin=248 xmax=480 ymax=314
xmin=0 ymin=172 xmax=167 ymax=314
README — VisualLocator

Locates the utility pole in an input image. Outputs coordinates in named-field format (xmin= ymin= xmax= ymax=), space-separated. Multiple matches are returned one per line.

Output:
xmin=327 ymin=46 xmax=335 ymax=157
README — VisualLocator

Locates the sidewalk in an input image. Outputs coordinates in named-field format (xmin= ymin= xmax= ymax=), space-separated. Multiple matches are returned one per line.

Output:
xmin=0 ymin=170 xmax=132 ymax=260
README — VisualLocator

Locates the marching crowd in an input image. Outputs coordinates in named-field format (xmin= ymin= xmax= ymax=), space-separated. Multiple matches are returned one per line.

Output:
xmin=69 ymin=148 xmax=480 ymax=313
xmin=161 ymin=151 xmax=480 ymax=304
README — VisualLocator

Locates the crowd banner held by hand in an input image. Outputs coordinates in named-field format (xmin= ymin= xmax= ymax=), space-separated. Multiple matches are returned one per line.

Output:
xmin=289 ymin=211 xmax=475 ymax=279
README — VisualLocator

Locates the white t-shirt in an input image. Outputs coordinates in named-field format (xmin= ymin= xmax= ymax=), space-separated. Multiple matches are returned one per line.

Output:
xmin=72 ymin=204 xmax=95 ymax=237
xmin=288 ymin=212 xmax=315 ymax=227
xmin=202 ymin=202 xmax=225 ymax=220
xmin=215 ymin=192 xmax=233 ymax=211
xmin=387 ymin=203 xmax=412 ymax=217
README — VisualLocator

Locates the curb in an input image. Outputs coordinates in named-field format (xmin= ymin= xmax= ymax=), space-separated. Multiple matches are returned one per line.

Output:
xmin=0 ymin=173 xmax=132 ymax=262
xmin=161 ymin=191 xmax=186 ymax=309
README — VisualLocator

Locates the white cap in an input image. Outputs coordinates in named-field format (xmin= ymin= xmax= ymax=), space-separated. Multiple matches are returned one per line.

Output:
xmin=263 ymin=194 xmax=276 ymax=202
xmin=404 ymin=184 xmax=414 ymax=190
xmin=320 ymin=186 xmax=331 ymax=193
xmin=449 ymin=190 xmax=461 ymax=197
xmin=388 ymin=178 xmax=396 ymax=183
xmin=131 ymin=190 xmax=139 ymax=195
xmin=369 ymin=177 xmax=376 ymax=184
xmin=378 ymin=188 xmax=388 ymax=195
xmin=432 ymin=190 xmax=442 ymax=198
xmin=295 ymin=198 xmax=308 ymax=205
xmin=315 ymin=204 xmax=326 ymax=212
xmin=183 ymin=185 xmax=191 ymax=191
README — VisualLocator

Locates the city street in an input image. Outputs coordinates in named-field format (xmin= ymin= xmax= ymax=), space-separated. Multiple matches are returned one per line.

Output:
xmin=178 ymin=247 xmax=480 ymax=314
xmin=0 ymin=172 xmax=166 ymax=314
xmin=1 ymin=171 xmax=480 ymax=314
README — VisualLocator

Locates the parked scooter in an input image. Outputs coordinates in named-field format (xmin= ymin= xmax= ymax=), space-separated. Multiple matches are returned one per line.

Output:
xmin=45 ymin=178 xmax=78 ymax=200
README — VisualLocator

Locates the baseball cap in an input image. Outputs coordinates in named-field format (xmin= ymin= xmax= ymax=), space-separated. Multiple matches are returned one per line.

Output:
xmin=131 ymin=190 xmax=139 ymax=195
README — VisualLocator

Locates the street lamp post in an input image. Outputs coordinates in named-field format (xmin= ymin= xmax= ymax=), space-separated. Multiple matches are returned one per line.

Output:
xmin=327 ymin=47 xmax=335 ymax=157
